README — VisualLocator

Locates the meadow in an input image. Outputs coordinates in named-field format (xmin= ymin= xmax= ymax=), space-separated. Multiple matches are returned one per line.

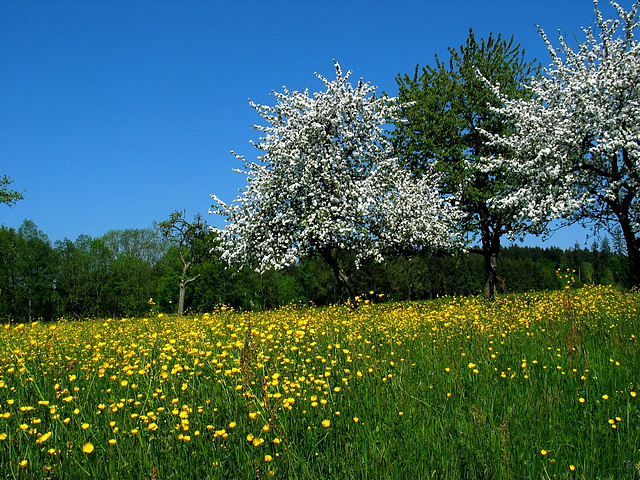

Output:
xmin=1 ymin=276 xmax=639 ymax=479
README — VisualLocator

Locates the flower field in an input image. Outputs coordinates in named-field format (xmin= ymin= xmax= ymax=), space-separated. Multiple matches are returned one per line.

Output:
xmin=1 ymin=283 xmax=639 ymax=479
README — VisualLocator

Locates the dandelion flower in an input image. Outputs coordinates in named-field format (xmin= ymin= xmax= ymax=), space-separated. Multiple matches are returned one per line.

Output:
xmin=264 ymin=454 xmax=273 ymax=462
xmin=82 ymin=442 xmax=94 ymax=454
xmin=18 ymin=460 xmax=27 ymax=468
xmin=321 ymin=419 xmax=331 ymax=428
xmin=540 ymin=449 xmax=548 ymax=456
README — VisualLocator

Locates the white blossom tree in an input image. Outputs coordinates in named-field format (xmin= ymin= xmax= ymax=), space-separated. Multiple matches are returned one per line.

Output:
xmin=211 ymin=62 xmax=461 ymax=301
xmin=483 ymin=0 xmax=640 ymax=287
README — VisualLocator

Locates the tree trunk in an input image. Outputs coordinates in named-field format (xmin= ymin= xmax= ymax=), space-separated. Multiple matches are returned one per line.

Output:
xmin=616 ymin=212 xmax=640 ymax=288
xmin=483 ymin=249 xmax=499 ymax=300
xmin=479 ymin=226 xmax=502 ymax=300
xmin=178 ymin=259 xmax=200 ymax=316
xmin=178 ymin=281 xmax=186 ymax=316
xmin=319 ymin=247 xmax=356 ymax=305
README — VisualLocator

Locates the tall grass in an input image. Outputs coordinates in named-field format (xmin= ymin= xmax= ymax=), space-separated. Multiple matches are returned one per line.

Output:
xmin=1 ymin=282 xmax=639 ymax=479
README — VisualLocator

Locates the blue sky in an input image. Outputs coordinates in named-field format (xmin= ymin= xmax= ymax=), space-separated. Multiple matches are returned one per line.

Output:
xmin=0 ymin=0 xmax=621 ymax=249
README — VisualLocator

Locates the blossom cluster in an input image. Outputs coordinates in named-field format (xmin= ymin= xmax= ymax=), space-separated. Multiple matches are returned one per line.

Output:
xmin=211 ymin=61 xmax=461 ymax=272
xmin=482 ymin=1 xmax=640 ymax=237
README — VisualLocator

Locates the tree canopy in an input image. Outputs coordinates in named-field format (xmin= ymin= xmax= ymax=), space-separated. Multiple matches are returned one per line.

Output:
xmin=394 ymin=29 xmax=540 ymax=298
xmin=483 ymin=0 xmax=640 ymax=287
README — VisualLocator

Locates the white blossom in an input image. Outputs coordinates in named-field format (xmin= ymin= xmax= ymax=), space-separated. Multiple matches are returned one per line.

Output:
xmin=211 ymin=61 xmax=461 ymax=275
xmin=483 ymin=0 xmax=640 ymax=249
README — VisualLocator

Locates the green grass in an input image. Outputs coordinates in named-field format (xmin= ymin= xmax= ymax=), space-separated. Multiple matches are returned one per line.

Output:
xmin=0 ymin=284 xmax=639 ymax=479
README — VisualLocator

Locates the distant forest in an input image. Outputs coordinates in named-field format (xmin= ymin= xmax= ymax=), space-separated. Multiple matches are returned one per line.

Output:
xmin=0 ymin=220 xmax=628 ymax=322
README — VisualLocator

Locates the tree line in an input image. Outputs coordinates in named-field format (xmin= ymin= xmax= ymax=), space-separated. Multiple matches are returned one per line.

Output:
xmin=0 ymin=219 xmax=627 ymax=322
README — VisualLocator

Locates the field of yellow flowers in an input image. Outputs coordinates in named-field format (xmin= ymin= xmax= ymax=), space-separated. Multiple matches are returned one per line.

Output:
xmin=1 ymin=282 xmax=639 ymax=479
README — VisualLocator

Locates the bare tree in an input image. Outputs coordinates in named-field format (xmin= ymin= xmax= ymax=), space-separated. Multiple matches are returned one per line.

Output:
xmin=155 ymin=211 xmax=209 ymax=315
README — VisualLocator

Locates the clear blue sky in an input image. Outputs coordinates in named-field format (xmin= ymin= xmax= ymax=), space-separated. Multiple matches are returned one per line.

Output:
xmin=0 ymin=0 xmax=621 ymax=249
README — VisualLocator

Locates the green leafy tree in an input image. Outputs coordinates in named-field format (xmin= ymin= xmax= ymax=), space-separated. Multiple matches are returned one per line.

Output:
xmin=394 ymin=29 xmax=540 ymax=299
xmin=187 ymin=249 xmax=229 ymax=311
xmin=101 ymin=228 xmax=168 ymax=265
xmin=55 ymin=235 xmax=113 ymax=318
xmin=0 ymin=175 xmax=23 ymax=208
xmin=98 ymin=228 xmax=166 ymax=316
xmin=107 ymin=254 xmax=159 ymax=317
xmin=0 ymin=227 xmax=19 ymax=319
xmin=13 ymin=221 xmax=58 ymax=321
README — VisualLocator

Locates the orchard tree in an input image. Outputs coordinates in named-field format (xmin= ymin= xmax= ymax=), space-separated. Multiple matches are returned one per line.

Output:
xmin=483 ymin=0 xmax=640 ymax=287
xmin=394 ymin=30 xmax=540 ymax=299
xmin=211 ymin=62 xmax=461 ymax=303
xmin=156 ymin=211 xmax=210 ymax=315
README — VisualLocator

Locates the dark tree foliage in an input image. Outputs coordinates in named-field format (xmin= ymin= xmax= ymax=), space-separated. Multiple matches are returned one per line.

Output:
xmin=55 ymin=235 xmax=111 ymax=318
xmin=393 ymin=29 xmax=541 ymax=299
xmin=0 ymin=222 xmax=58 ymax=321
xmin=0 ymin=220 xmax=627 ymax=321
